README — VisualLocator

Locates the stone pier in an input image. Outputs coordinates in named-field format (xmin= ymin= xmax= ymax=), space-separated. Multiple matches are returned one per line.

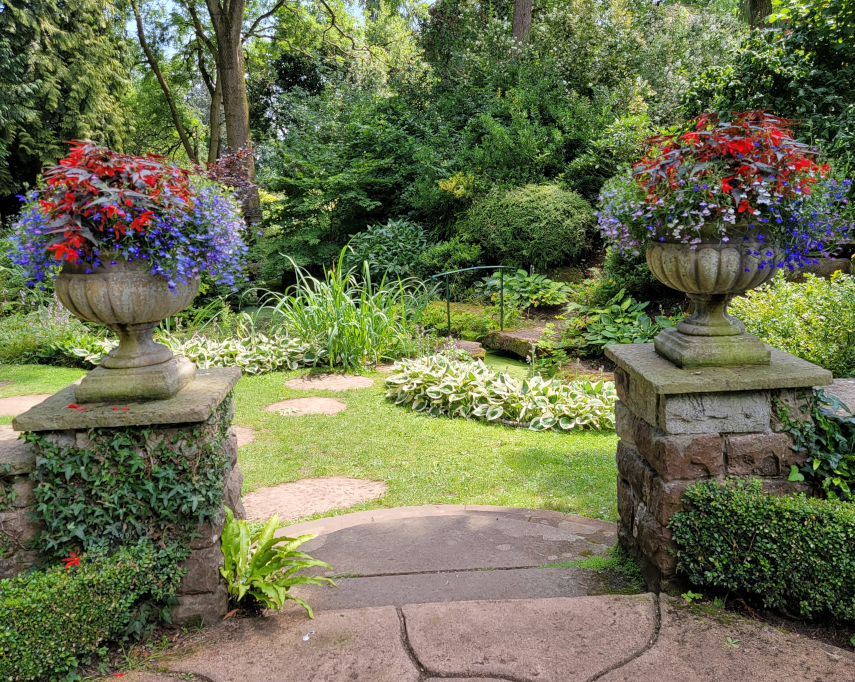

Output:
xmin=10 ymin=367 xmax=245 ymax=625
xmin=605 ymin=344 xmax=831 ymax=591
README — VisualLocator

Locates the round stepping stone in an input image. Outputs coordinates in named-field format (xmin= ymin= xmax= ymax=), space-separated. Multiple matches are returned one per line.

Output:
xmin=232 ymin=426 xmax=255 ymax=448
xmin=243 ymin=477 xmax=387 ymax=522
xmin=375 ymin=363 xmax=396 ymax=373
xmin=0 ymin=394 xmax=53 ymax=416
xmin=264 ymin=397 xmax=346 ymax=416
xmin=284 ymin=374 xmax=374 ymax=391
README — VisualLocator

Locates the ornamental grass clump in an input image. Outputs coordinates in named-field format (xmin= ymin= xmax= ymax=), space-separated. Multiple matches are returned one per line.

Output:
xmin=597 ymin=111 xmax=852 ymax=269
xmin=385 ymin=354 xmax=616 ymax=431
xmin=9 ymin=141 xmax=247 ymax=290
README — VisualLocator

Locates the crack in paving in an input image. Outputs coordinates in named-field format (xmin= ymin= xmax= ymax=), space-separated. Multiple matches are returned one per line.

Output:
xmin=585 ymin=593 xmax=663 ymax=682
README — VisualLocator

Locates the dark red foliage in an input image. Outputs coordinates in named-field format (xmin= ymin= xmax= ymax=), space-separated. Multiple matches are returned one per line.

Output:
xmin=38 ymin=141 xmax=193 ymax=263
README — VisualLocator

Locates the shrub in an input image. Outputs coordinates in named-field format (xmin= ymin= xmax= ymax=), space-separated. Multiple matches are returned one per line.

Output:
xmin=477 ymin=269 xmax=575 ymax=309
xmin=670 ymin=479 xmax=855 ymax=621
xmin=578 ymin=246 xmax=677 ymax=307
xmin=729 ymin=273 xmax=855 ymax=377
xmin=343 ymin=219 xmax=431 ymax=278
xmin=414 ymin=237 xmax=482 ymax=299
xmin=457 ymin=184 xmax=594 ymax=270
xmin=0 ymin=539 xmax=186 ymax=682
xmin=385 ymin=354 xmax=616 ymax=431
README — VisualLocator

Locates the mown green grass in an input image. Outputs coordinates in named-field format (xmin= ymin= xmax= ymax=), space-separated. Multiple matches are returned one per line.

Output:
xmin=234 ymin=369 xmax=619 ymax=524
xmin=0 ymin=365 xmax=620 ymax=523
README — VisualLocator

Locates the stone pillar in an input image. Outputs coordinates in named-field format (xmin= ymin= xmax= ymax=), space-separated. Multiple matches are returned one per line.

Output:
xmin=12 ymin=367 xmax=245 ymax=625
xmin=0 ymin=432 xmax=42 ymax=579
xmin=605 ymin=344 xmax=831 ymax=591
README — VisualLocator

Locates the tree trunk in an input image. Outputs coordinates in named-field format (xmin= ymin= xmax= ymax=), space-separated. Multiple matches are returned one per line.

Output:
xmin=749 ymin=0 xmax=773 ymax=27
xmin=208 ymin=78 xmax=222 ymax=163
xmin=512 ymin=0 xmax=532 ymax=43
xmin=205 ymin=0 xmax=251 ymax=166
xmin=131 ymin=0 xmax=197 ymax=162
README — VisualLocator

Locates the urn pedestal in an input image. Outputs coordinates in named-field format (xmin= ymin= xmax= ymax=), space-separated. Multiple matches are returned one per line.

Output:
xmin=55 ymin=258 xmax=200 ymax=402
xmin=646 ymin=239 xmax=780 ymax=367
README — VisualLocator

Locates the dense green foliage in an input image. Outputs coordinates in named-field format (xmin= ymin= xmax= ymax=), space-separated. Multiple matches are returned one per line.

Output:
xmin=684 ymin=0 xmax=855 ymax=166
xmin=0 ymin=0 xmax=130 ymax=208
xmin=457 ymin=184 xmax=594 ymax=270
xmin=0 ymin=539 xmax=186 ymax=682
xmin=730 ymin=273 xmax=855 ymax=377
xmin=343 ymin=219 xmax=430 ymax=277
xmin=478 ymin=269 xmax=575 ymax=309
xmin=671 ymin=479 xmax=855 ymax=620
xmin=565 ymin=292 xmax=679 ymax=355
xmin=419 ymin=301 xmax=513 ymax=339
xmin=28 ymin=396 xmax=233 ymax=555
xmin=385 ymin=354 xmax=617 ymax=430
xmin=774 ymin=388 xmax=855 ymax=501
xmin=220 ymin=508 xmax=334 ymax=616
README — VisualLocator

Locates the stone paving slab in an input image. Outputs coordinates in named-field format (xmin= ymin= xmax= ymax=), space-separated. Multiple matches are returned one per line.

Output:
xmin=166 ymin=605 xmax=419 ymax=682
xmin=293 ymin=566 xmax=616 ymax=611
xmin=289 ymin=506 xmax=615 ymax=577
xmin=0 ymin=394 xmax=53 ymax=416
xmin=598 ymin=596 xmax=855 ymax=682
xmin=404 ymin=594 xmax=657 ymax=682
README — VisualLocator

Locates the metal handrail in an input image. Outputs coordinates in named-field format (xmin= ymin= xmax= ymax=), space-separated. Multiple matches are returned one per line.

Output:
xmin=431 ymin=266 xmax=516 ymax=335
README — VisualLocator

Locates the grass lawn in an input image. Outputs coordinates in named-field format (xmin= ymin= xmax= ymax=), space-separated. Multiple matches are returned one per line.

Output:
xmin=0 ymin=364 xmax=620 ymax=524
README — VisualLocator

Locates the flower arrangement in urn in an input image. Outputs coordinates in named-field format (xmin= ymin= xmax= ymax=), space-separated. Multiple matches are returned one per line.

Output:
xmin=597 ymin=111 xmax=851 ymax=367
xmin=9 ymin=141 xmax=247 ymax=402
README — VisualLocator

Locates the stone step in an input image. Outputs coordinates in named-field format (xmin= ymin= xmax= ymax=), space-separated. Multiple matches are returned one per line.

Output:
xmin=452 ymin=339 xmax=486 ymax=359
xmin=482 ymin=324 xmax=562 ymax=359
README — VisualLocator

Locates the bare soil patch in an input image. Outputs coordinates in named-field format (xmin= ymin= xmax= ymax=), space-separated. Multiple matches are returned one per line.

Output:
xmin=0 ymin=394 xmax=53 ymax=416
xmin=264 ymin=397 xmax=346 ymax=416
xmin=243 ymin=477 xmax=388 ymax=522
xmin=285 ymin=374 xmax=374 ymax=391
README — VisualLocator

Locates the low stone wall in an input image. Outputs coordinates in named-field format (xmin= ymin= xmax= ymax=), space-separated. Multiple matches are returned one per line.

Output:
xmin=606 ymin=344 xmax=831 ymax=591
xmin=8 ymin=367 xmax=244 ymax=625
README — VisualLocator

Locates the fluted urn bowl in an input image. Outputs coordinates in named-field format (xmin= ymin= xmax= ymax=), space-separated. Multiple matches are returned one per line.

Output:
xmin=55 ymin=257 xmax=199 ymax=401
xmin=645 ymin=238 xmax=781 ymax=366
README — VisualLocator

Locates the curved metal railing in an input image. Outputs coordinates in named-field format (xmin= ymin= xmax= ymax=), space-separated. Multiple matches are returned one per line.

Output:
xmin=431 ymin=266 xmax=516 ymax=335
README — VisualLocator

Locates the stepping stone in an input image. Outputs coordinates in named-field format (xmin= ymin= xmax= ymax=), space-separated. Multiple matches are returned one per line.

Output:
xmin=597 ymin=595 xmax=855 ymax=682
xmin=243 ymin=477 xmax=387 ymax=522
xmin=404 ymin=595 xmax=657 ymax=682
xmin=482 ymin=325 xmax=561 ymax=359
xmin=232 ymin=425 xmax=255 ymax=447
xmin=0 ymin=381 xmax=14 ymax=389
xmin=264 ymin=397 xmax=346 ymax=416
xmin=169 ymin=606 xmax=420 ymax=682
xmin=0 ymin=394 xmax=52 ymax=416
xmin=375 ymin=363 xmax=396 ymax=373
xmin=285 ymin=374 xmax=374 ymax=391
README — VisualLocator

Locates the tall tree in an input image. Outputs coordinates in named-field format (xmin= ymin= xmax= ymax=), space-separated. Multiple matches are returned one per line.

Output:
xmin=748 ymin=0 xmax=774 ymax=26
xmin=0 ymin=0 xmax=131 ymax=218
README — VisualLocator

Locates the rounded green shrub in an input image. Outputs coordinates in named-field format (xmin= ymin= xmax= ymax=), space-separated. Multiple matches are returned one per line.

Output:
xmin=0 ymin=540 xmax=186 ymax=681
xmin=457 ymin=184 xmax=594 ymax=270
xmin=671 ymin=479 xmax=855 ymax=620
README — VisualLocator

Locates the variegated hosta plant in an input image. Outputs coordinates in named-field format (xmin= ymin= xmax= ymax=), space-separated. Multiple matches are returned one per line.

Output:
xmin=385 ymin=354 xmax=616 ymax=431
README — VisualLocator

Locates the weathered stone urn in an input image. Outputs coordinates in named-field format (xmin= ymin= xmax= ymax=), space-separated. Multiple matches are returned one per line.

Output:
xmin=55 ymin=257 xmax=199 ymax=402
xmin=646 ymin=236 xmax=781 ymax=367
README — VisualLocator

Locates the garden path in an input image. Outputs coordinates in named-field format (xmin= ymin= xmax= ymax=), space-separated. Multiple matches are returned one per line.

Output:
xmin=107 ymin=506 xmax=854 ymax=682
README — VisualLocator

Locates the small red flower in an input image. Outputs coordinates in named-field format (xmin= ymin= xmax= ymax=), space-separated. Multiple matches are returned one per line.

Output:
xmin=62 ymin=552 xmax=80 ymax=569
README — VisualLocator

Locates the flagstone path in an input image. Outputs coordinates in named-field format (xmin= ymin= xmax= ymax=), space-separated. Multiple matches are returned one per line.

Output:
xmin=104 ymin=506 xmax=854 ymax=682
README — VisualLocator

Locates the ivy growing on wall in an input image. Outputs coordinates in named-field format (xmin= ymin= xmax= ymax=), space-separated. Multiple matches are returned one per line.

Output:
xmin=27 ymin=394 xmax=234 ymax=556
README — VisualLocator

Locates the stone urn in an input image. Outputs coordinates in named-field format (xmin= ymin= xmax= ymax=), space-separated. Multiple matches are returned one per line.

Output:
xmin=55 ymin=257 xmax=199 ymax=402
xmin=646 ymin=237 xmax=781 ymax=367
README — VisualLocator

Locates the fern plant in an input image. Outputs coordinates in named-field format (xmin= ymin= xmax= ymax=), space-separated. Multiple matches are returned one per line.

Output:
xmin=220 ymin=508 xmax=336 ymax=617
